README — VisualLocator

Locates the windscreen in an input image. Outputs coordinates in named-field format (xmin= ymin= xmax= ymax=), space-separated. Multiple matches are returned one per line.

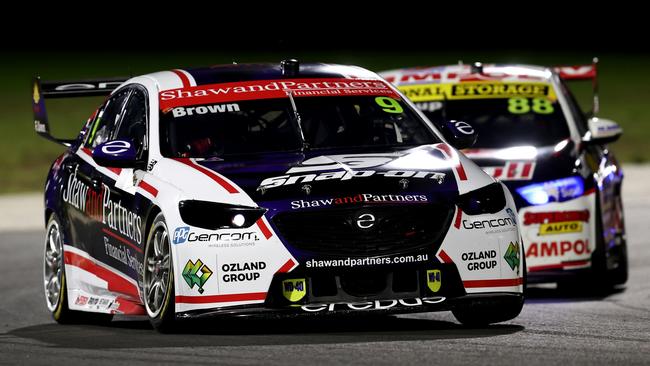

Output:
xmin=400 ymin=81 xmax=571 ymax=148
xmin=159 ymin=78 xmax=439 ymax=158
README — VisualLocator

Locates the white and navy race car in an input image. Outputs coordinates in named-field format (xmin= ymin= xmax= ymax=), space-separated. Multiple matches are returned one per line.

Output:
xmin=380 ymin=61 xmax=627 ymax=288
xmin=35 ymin=60 xmax=525 ymax=332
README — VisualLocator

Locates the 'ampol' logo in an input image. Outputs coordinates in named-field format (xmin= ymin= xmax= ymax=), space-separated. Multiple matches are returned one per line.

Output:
xmin=173 ymin=226 xmax=190 ymax=244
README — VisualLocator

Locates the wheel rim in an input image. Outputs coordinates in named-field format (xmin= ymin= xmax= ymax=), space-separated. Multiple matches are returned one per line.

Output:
xmin=144 ymin=221 xmax=171 ymax=318
xmin=44 ymin=219 xmax=63 ymax=312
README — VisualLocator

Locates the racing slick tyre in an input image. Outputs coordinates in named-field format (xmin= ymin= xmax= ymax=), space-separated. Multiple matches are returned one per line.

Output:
xmin=143 ymin=212 xmax=177 ymax=333
xmin=560 ymin=191 xmax=628 ymax=292
xmin=44 ymin=214 xmax=112 ymax=324
xmin=452 ymin=256 xmax=526 ymax=327
xmin=608 ymin=193 xmax=628 ymax=286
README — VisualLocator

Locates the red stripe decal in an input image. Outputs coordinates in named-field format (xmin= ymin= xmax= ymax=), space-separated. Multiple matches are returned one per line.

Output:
xmin=563 ymin=259 xmax=591 ymax=267
xmin=463 ymin=277 xmax=524 ymax=288
xmin=107 ymin=167 xmax=122 ymax=175
xmin=528 ymin=260 xmax=590 ymax=272
xmin=256 ymin=218 xmax=273 ymax=239
xmin=176 ymin=292 xmax=267 ymax=304
xmin=438 ymin=249 xmax=454 ymax=264
xmin=64 ymin=251 xmax=140 ymax=300
xmin=528 ymin=263 xmax=563 ymax=271
xmin=456 ymin=163 xmax=468 ymax=181
xmin=114 ymin=296 xmax=146 ymax=315
xmin=138 ymin=180 xmax=158 ymax=197
xmin=521 ymin=162 xmax=532 ymax=178
xmin=172 ymin=69 xmax=191 ymax=88
xmin=493 ymin=167 xmax=503 ymax=178
xmin=102 ymin=228 xmax=143 ymax=254
xmin=436 ymin=143 xmax=452 ymax=158
xmin=454 ymin=207 xmax=463 ymax=229
xmin=78 ymin=147 xmax=122 ymax=175
xmin=435 ymin=144 xmax=467 ymax=181
xmin=175 ymin=158 xmax=239 ymax=194
xmin=276 ymin=259 xmax=296 ymax=273
xmin=507 ymin=162 xmax=518 ymax=178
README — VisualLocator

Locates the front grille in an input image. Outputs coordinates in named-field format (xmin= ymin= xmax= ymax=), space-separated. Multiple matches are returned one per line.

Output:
xmin=272 ymin=204 xmax=453 ymax=256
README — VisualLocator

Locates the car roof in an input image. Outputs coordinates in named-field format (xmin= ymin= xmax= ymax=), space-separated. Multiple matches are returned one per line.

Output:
xmin=140 ymin=62 xmax=382 ymax=91
xmin=379 ymin=64 xmax=554 ymax=85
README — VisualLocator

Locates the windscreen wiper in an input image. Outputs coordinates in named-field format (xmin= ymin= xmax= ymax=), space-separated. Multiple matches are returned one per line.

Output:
xmin=286 ymin=90 xmax=309 ymax=151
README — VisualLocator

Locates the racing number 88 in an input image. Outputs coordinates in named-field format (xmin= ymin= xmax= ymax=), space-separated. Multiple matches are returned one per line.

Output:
xmin=507 ymin=97 xmax=554 ymax=115
xmin=375 ymin=97 xmax=404 ymax=114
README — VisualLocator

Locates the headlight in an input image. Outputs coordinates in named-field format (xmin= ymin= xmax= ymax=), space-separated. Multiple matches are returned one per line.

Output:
xmin=516 ymin=176 xmax=584 ymax=206
xmin=179 ymin=200 xmax=267 ymax=230
xmin=457 ymin=182 xmax=506 ymax=215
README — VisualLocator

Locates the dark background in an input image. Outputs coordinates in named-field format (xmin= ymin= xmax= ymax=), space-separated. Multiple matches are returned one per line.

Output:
xmin=1 ymin=7 xmax=648 ymax=192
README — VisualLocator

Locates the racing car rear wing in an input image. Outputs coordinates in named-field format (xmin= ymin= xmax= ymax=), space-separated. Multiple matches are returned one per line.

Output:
xmin=553 ymin=57 xmax=599 ymax=115
xmin=32 ymin=77 xmax=127 ymax=146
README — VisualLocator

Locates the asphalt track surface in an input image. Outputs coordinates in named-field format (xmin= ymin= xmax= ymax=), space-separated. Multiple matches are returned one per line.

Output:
xmin=1 ymin=176 xmax=649 ymax=365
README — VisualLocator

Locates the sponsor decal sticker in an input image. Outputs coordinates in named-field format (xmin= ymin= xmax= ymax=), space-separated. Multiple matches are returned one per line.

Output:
xmin=483 ymin=161 xmax=536 ymax=181
xmin=182 ymin=259 xmax=213 ymax=294
xmin=159 ymin=78 xmax=398 ymax=110
xmin=538 ymin=221 xmax=583 ymax=235
xmin=260 ymin=170 xmax=445 ymax=190
xmin=305 ymin=254 xmax=428 ymax=269
xmin=301 ymin=297 xmax=446 ymax=312
xmin=100 ymin=140 xmax=131 ymax=155
xmin=462 ymin=216 xmax=516 ymax=230
xmin=504 ymin=241 xmax=521 ymax=272
xmin=221 ymin=261 xmax=266 ymax=283
xmin=290 ymin=193 xmax=428 ymax=209
xmin=173 ymin=226 xmax=190 ymax=244
xmin=426 ymin=270 xmax=442 ymax=293
xmin=461 ymin=250 xmax=498 ymax=271
xmin=75 ymin=295 xmax=89 ymax=306
xmin=62 ymin=167 xmax=143 ymax=244
xmin=282 ymin=279 xmax=307 ymax=302
xmin=103 ymin=237 xmax=143 ymax=273
xmin=525 ymin=239 xmax=590 ymax=258
xmin=523 ymin=210 xmax=590 ymax=225
xmin=398 ymin=82 xmax=555 ymax=102
xmin=258 ymin=154 xmax=445 ymax=191
xmin=166 ymin=103 xmax=240 ymax=118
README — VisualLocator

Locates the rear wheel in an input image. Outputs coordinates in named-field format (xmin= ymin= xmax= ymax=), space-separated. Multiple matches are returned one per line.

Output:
xmin=559 ymin=191 xmax=628 ymax=292
xmin=608 ymin=193 xmax=628 ymax=285
xmin=143 ymin=212 xmax=176 ymax=332
xmin=588 ymin=192 xmax=628 ymax=288
xmin=44 ymin=214 xmax=112 ymax=324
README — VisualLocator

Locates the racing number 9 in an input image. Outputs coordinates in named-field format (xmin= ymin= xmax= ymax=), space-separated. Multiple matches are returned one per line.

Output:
xmin=375 ymin=97 xmax=403 ymax=114
xmin=508 ymin=97 xmax=554 ymax=114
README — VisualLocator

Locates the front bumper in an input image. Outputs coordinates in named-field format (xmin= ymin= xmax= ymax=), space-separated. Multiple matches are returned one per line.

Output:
xmin=177 ymin=292 xmax=524 ymax=319
xmin=177 ymin=262 xmax=522 ymax=319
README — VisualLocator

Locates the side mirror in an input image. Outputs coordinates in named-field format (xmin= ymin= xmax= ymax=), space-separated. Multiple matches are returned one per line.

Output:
xmin=91 ymin=140 xmax=139 ymax=168
xmin=583 ymin=117 xmax=622 ymax=145
xmin=440 ymin=120 xmax=478 ymax=150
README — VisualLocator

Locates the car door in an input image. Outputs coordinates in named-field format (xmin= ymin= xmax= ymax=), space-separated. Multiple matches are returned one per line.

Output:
xmin=95 ymin=85 xmax=150 ymax=282
xmin=64 ymin=88 xmax=131 ymax=257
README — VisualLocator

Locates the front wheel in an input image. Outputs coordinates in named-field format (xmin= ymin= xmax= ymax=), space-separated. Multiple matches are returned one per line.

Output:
xmin=453 ymin=255 xmax=526 ymax=327
xmin=452 ymin=295 xmax=524 ymax=327
xmin=143 ymin=212 xmax=176 ymax=332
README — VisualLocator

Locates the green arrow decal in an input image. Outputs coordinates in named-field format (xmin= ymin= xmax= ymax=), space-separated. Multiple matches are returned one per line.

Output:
xmin=504 ymin=241 xmax=521 ymax=272
xmin=182 ymin=259 xmax=213 ymax=294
